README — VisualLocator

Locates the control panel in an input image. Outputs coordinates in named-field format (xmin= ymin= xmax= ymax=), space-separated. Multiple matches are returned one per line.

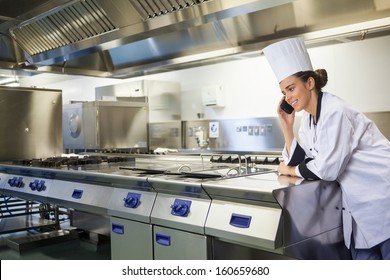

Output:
xmin=151 ymin=193 xmax=211 ymax=235
xmin=7 ymin=176 xmax=25 ymax=188
xmin=29 ymin=179 xmax=47 ymax=192
xmin=108 ymin=187 xmax=157 ymax=223
xmin=49 ymin=180 xmax=113 ymax=215
xmin=2 ymin=175 xmax=53 ymax=202
xmin=170 ymin=199 xmax=192 ymax=217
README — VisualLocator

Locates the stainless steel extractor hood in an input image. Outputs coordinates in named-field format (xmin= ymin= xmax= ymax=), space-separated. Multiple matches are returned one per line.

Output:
xmin=0 ymin=0 xmax=390 ymax=80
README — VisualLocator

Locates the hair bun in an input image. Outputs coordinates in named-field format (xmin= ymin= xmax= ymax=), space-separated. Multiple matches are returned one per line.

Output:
xmin=315 ymin=69 xmax=328 ymax=88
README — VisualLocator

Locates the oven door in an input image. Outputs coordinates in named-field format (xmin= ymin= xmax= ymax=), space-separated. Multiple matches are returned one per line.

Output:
xmin=111 ymin=217 xmax=153 ymax=260
xmin=153 ymin=225 xmax=211 ymax=260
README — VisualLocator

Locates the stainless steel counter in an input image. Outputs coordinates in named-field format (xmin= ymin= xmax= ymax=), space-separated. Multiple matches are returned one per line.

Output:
xmin=0 ymin=154 xmax=351 ymax=259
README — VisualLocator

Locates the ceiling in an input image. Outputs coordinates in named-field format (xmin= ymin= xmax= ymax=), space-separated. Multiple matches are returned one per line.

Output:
xmin=1 ymin=0 xmax=390 ymax=83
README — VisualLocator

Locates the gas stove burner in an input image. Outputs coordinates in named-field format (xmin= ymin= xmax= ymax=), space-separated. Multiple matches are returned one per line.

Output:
xmin=75 ymin=156 xmax=104 ymax=165
xmin=39 ymin=158 xmax=64 ymax=168
xmin=107 ymin=156 xmax=132 ymax=163
xmin=209 ymin=154 xmax=281 ymax=165
xmin=28 ymin=157 xmax=70 ymax=168
xmin=11 ymin=155 xmax=135 ymax=168
xmin=254 ymin=156 xmax=280 ymax=165
xmin=12 ymin=159 xmax=33 ymax=166
xmin=210 ymin=155 xmax=250 ymax=164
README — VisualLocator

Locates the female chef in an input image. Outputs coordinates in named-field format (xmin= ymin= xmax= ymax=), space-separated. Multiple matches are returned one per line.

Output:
xmin=263 ymin=37 xmax=390 ymax=260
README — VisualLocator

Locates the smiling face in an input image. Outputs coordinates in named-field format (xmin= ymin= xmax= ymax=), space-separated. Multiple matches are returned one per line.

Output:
xmin=279 ymin=74 xmax=316 ymax=114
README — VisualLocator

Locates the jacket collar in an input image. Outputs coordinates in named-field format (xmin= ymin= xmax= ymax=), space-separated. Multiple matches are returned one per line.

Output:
xmin=310 ymin=91 xmax=323 ymax=127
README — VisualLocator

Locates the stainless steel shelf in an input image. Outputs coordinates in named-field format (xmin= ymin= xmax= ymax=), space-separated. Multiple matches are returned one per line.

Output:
xmin=6 ymin=229 xmax=79 ymax=252
xmin=0 ymin=215 xmax=57 ymax=235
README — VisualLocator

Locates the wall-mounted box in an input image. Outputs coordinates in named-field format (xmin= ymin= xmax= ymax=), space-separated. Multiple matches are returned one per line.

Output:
xmin=201 ymin=85 xmax=225 ymax=107
xmin=96 ymin=80 xmax=146 ymax=99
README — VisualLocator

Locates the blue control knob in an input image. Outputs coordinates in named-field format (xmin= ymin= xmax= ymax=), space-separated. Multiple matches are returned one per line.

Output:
xmin=16 ymin=177 xmax=24 ymax=188
xmin=29 ymin=180 xmax=46 ymax=192
xmin=29 ymin=180 xmax=38 ymax=190
xmin=123 ymin=192 xmax=141 ymax=209
xmin=171 ymin=203 xmax=190 ymax=217
xmin=170 ymin=199 xmax=192 ymax=217
xmin=8 ymin=177 xmax=16 ymax=187
xmin=8 ymin=177 xmax=24 ymax=188
xmin=124 ymin=196 xmax=139 ymax=208
xmin=37 ymin=180 xmax=46 ymax=192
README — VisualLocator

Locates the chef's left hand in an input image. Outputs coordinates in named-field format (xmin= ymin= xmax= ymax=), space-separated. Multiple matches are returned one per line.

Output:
xmin=277 ymin=174 xmax=304 ymax=186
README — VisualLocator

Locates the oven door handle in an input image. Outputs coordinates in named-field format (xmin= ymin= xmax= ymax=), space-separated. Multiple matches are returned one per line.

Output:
xmin=111 ymin=223 xmax=125 ymax=235
xmin=155 ymin=233 xmax=171 ymax=246
xmin=71 ymin=189 xmax=83 ymax=199
xmin=229 ymin=213 xmax=252 ymax=228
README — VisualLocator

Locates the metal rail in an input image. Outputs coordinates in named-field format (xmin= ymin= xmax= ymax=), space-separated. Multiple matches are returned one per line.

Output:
xmin=200 ymin=153 xmax=248 ymax=175
xmin=0 ymin=195 xmax=61 ymax=234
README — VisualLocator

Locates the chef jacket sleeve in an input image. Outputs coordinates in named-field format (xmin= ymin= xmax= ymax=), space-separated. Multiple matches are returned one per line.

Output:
xmin=297 ymin=158 xmax=320 ymax=180
xmin=282 ymin=132 xmax=314 ymax=178
xmin=282 ymin=138 xmax=306 ymax=166
xmin=298 ymin=110 xmax=355 ymax=181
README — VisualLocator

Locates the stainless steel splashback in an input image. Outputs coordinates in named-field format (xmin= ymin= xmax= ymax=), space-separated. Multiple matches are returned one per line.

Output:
xmin=169 ymin=112 xmax=390 ymax=152
xmin=0 ymin=86 xmax=63 ymax=161
xmin=149 ymin=121 xmax=182 ymax=151
xmin=183 ymin=117 xmax=292 ymax=152
xmin=148 ymin=117 xmax=298 ymax=152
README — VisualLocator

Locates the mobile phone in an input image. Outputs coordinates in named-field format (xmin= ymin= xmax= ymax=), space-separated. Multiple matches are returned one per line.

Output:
xmin=280 ymin=98 xmax=294 ymax=114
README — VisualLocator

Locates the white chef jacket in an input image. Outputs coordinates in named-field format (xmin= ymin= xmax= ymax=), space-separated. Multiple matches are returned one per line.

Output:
xmin=282 ymin=92 xmax=390 ymax=249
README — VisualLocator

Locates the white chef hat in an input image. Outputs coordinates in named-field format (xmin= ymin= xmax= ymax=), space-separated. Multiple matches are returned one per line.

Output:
xmin=263 ymin=37 xmax=313 ymax=83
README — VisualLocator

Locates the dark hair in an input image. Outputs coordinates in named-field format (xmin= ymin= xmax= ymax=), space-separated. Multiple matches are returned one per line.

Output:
xmin=294 ymin=69 xmax=328 ymax=92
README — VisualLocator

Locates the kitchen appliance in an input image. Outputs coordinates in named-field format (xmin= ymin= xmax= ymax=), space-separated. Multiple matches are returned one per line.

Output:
xmin=95 ymin=80 xmax=181 ymax=124
xmin=0 ymin=155 xmax=137 ymax=241
xmin=0 ymin=153 xmax=351 ymax=259
xmin=0 ymin=86 xmax=62 ymax=161
xmin=108 ymin=153 xmax=248 ymax=259
xmin=202 ymin=172 xmax=351 ymax=259
xmin=63 ymin=101 xmax=148 ymax=151
xmin=148 ymin=174 xmax=213 ymax=260
xmin=107 ymin=172 xmax=156 ymax=260
xmin=0 ymin=170 xmax=61 ymax=236
xmin=145 ymin=153 xmax=276 ymax=260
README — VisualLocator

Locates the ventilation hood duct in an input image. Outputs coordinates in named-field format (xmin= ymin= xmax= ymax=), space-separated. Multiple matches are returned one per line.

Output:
xmin=1 ymin=0 xmax=390 ymax=79
xmin=9 ymin=0 xmax=118 ymax=56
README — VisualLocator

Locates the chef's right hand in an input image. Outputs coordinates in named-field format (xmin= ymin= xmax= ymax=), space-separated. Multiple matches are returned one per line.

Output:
xmin=277 ymin=97 xmax=295 ymax=129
